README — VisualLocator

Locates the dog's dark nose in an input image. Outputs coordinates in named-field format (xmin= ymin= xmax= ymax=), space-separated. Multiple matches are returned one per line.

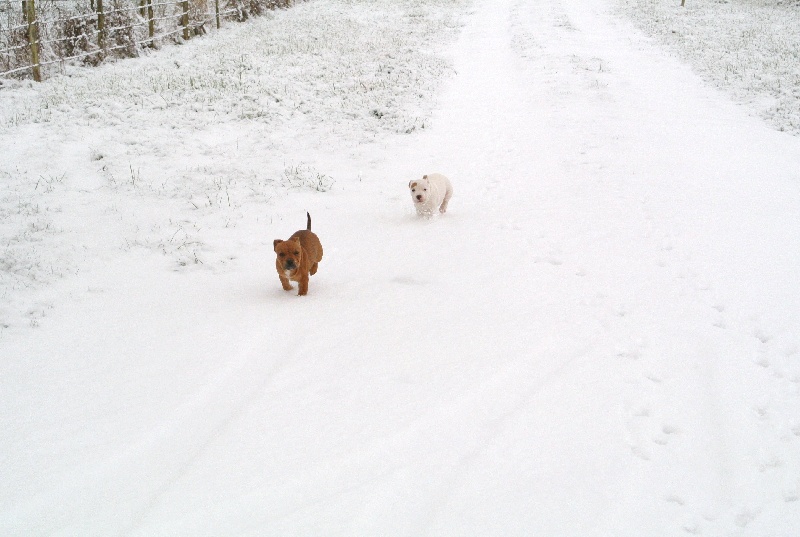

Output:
xmin=416 ymin=195 xmax=422 ymax=201
xmin=285 ymin=260 xmax=296 ymax=269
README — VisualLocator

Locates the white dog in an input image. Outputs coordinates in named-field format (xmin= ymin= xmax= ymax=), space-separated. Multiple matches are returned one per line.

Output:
xmin=408 ymin=173 xmax=453 ymax=216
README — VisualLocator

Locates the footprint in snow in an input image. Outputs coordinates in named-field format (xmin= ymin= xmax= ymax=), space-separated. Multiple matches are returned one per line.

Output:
xmin=758 ymin=456 xmax=782 ymax=473
xmin=681 ymin=522 xmax=702 ymax=535
xmin=645 ymin=373 xmax=662 ymax=383
xmin=665 ymin=495 xmax=685 ymax=506
xmin=734 ymin=508 xmax=760 ymax=528
xmin=653 ymin=425 xmax=679 ymax=446
xmin=391 ymin=276 xmax=428 ymax=286
xmin=753 ymin=328 xmax=772 ymax=344
xmin=662 ymin=425 xmax=679 ymax=435
xmin=710 ymin=302 xmax=727 ymax=329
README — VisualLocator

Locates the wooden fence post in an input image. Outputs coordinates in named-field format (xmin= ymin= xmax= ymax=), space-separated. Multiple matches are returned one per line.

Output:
xmin=97 ymin=0 xmax=106 ymax=51
xmin=25 ymin=0 xmax=41 ymax=81
xmin=182 ymin=0 xmax=190 ymax=40
xmin=215 ymin=0 xmax=220 ymax=29
xmin=147 ymin=0 xmax=155 ymax=40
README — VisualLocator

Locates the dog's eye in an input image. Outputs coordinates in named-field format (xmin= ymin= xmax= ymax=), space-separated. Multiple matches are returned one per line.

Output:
xmin=278 ymin=253 xmax=285 ymax=257
xmin=294 ymin=251 xmax=299 ymax=255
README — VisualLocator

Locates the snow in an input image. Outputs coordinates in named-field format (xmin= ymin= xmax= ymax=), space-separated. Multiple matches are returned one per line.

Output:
xmin=2 ymin=0 xmax=800 ymax=535
xmin=616 ymin=0 xmax=800 ymax=135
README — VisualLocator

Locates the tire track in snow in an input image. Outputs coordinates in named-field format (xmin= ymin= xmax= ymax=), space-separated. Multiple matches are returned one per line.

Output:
xmin=123 ymin=329 xmax=301 ymax=535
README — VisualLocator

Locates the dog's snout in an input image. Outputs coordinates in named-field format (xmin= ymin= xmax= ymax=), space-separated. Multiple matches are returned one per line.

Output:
xmin=416 ymin=194 xmax=423 ymax=201
xmin=284 ymin=260 xmax=296 ymax=269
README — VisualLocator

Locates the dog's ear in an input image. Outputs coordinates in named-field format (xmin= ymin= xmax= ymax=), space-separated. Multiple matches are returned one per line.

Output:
xmin=291 ymin=236 xmax=301 ymax=244
xmin=409 ymin=181 xmax=416 ymax=189
xmin=273 ymin=239 xmax=282 ymax=251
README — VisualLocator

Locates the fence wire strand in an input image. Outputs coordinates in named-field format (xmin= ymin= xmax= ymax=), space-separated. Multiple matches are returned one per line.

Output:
xmin=1 ymin=0 xmax=293 ymax=79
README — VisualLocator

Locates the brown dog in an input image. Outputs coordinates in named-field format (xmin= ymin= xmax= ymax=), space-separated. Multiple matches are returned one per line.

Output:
xmin=273 ymin=212 xmax=323 ymax=296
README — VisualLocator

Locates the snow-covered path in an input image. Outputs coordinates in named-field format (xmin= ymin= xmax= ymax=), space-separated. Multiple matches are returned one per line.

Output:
xmin=376 ymin=0 xmax=800 ymax=533
xmin=2 ymin=0 xmax=800 ymax=535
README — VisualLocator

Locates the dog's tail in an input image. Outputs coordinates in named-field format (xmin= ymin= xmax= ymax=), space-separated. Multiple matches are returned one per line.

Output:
xmin=306 ymin=212 xmax=311 ymax=231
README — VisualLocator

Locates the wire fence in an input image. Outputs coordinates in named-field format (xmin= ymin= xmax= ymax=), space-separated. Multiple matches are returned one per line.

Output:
xmin=0 ymin=0 xmax=295 ymax=80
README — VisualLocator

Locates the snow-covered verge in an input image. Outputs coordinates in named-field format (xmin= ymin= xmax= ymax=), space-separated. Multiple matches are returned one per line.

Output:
xmin=616 ymin=0 xmax=800 ymax=134
xmin=1 ymin=0 xmax=462 ymax=136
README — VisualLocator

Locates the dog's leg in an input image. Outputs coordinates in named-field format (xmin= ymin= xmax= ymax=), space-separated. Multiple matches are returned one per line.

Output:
xmin=440 ymin=185 xmax=452 ymax=213
xmin=297 ymin=274 xmax=309 ymax=296
xmin=310 ymin=262 xmax=318 ymax=276
xmin=279 ymin=274 xmax=293 ymax=291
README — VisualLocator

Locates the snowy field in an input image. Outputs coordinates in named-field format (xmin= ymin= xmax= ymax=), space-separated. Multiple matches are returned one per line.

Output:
xmin=1 ymin=0 xmax=800 ymax=535
xmin=617 ymin=0 xmax=800 ymax=135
